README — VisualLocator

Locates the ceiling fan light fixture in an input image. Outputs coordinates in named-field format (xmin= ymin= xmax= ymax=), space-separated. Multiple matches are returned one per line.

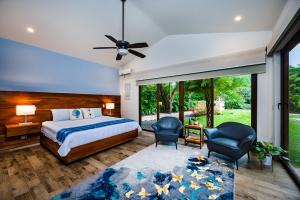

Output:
xmin=93 ymin=0 xmax=148 ymax=61
xmin=117 ymin=48 xmax=128 ymax=56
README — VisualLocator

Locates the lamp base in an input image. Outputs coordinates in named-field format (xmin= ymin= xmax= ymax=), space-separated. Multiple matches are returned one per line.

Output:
xmin=19 ymin=115 xmax=32 ymax=125
xmin=18 ymin=122 xmax=33 ymax=125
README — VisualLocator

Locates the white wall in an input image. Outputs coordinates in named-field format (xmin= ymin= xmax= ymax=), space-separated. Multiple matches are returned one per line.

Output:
xmin=125 ymin=31 xmax=272 ymax=72
xmin=121 ymin=31 xmax=273 ymax=124
xmin=257 ymin=57 xmax=274 ymax=142
xmin=120 ymin=77 xmax=139 ymax=121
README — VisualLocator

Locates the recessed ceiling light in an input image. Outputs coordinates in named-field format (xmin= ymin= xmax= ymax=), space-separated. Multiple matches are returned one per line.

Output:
xmin=26 ymin=27 xmax=35 ymax=33
xmin=234 ymin=15 xmax=242 ymax=22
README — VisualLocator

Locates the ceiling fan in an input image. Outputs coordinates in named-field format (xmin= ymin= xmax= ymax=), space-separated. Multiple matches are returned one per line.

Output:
xmin=93 ymin=0 xmax=149 ymax=61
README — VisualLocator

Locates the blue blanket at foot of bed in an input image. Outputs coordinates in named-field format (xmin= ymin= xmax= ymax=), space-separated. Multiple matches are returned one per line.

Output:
xmin=56 ymin=118 xmax=134 ymax=143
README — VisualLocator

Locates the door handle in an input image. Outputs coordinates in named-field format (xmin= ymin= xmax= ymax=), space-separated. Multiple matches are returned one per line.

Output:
xmin=278 ymin=103 xmax=282 ymax=110
xmin=278 ymin=102 xmax=289 ymax=110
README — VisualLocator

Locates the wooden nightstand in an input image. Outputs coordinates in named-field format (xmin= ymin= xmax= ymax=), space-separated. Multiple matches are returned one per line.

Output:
xmin=5 ymin=122 xmax=41 ymax=138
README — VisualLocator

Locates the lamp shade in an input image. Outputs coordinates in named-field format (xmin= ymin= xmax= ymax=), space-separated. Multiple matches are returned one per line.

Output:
xmin=106 ymin=103 xmax=115 ymax=110
xmin=16 ymin=105 xmax=36 ymax=116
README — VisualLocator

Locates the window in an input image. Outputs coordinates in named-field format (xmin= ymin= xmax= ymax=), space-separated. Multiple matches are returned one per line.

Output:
xmin=214 ymin=75 xmax=252 ymax=127
xmin=140 ymin=84 xmax=157 ymax=131
xmin=183 ymin=79 xmax=212 ymax=128
xmin=139 ymin=74 xmax=256 ymax=133
xmin=282 ymin=42 xmax=300 ymax=173
xmin=157 ymin=82 xmax=179 ymax=119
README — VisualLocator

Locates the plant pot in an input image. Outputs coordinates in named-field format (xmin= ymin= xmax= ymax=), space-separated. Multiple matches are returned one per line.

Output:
xmin=263 ymin=155 xmax=272 ymax=166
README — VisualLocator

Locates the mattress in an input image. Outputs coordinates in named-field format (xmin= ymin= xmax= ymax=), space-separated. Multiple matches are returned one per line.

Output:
xmin=41 ymin=116 xmax=141 ymax=157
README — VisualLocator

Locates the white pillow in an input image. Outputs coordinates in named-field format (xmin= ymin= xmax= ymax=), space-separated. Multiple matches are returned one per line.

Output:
xmin=51 ymin=109 xmax=70 ymax=121
xmin=91 ymin=108 xmax=102 ymax=117
xmin=69 ymin=109 xmax=83 ymax=120
xmin=81 ymin=108 xmax=96 ymax=119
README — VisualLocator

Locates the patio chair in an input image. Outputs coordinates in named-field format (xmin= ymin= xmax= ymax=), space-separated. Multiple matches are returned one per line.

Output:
xmin=151 ymin=117 xmax=183 ymax=149
xmin=204 ymin=122 xmax=256 ymax=170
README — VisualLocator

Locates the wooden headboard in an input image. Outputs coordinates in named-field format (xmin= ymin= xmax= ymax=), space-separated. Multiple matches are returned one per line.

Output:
xmin=0 ymin=91 xmax=121 ymax=149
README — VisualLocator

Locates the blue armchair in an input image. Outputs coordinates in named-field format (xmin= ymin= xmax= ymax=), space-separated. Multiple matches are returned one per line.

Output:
xmin=151 ymin=117 xmax=183 ymax=149
xmin=204 ymin=122 xmax=256 ymax=170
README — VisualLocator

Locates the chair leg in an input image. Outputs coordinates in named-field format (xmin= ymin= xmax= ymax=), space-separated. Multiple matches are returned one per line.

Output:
xmin=208 ymin=150 xmax=211 ymax=158
xmin=236 ymin=160 xmax=239 ymax=170
xmin=175 ymin=142 xmax=177 ymax=150
xmin=248 ymin=152 xmax=250 ymax=163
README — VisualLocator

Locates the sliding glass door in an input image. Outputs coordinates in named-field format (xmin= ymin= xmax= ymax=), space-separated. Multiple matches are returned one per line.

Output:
xmin=157 ymin=82 xmax=179 ymax=119
xmin=183 ymin=79 xmax=212 ymax=128
xmin=282 ymin=37 xmax=300 ymax=176
xmin=214 ymin=75 xmax=252 ymax=127
xmin=139 ymin=75 xmax=256 ymax=132
xmin=140 ymin=84 xmax=157 ymax=131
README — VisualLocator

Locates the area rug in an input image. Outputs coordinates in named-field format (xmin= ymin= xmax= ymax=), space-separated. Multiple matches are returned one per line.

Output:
xmin=53 ymin=144 xmax=234 ymax=200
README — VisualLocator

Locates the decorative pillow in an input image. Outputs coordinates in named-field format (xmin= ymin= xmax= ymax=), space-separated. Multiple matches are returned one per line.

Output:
xmin=69 ymin=109 xmax=83 ymax=120
xmin=81 ymin=108 xmax=96 ymax=119
xmin=91 ymin=108 xmax=102 ymax=117
xmin=51 ymin=109 xmax=70 ymax=121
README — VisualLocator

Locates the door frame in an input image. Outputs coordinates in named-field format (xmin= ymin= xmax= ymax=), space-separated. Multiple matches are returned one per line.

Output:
xmin=280 ymin=30 xmax=300 ymax=188
xmin=281 ymin=31 xmax=300 ymax=150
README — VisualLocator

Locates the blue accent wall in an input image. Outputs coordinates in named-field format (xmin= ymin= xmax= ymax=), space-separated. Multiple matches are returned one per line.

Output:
xmin=0 ymin=38 xmax=120 ymax=95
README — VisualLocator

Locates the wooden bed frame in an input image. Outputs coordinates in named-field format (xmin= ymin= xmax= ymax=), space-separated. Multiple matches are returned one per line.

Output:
xmin=0 ymin=91 xmax=122 ymax=150
xmin=41 ymin=129 xmax=138 ymax=164
xmin=0 ymin=91 xmax=139 ymax=163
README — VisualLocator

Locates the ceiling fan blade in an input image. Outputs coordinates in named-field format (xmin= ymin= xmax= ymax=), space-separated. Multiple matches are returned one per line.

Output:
xmin=128 ymin=49 xmax=146 ymax=58
xmin=116 ymin=54 xmax=122 ymax=60
xmin=105 ymin=35 xmax=118 ymax=43
xmin=129 ymin=42 xmax=149 ymax=49
xmin=93 ymin=47 xmax=116 ymax=49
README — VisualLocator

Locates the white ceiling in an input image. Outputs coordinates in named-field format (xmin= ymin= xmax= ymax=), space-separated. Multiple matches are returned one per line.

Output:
xmin=134 ymin=0 xmax=287 ymax=35
xmin=0 ymin=0 xmax=287 ymax=68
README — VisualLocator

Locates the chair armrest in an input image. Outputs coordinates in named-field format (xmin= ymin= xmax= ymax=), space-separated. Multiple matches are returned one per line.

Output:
xmin=239 ymin=135 xmax=256 ymax=149
xmin=204 ymin=128 xmax=221 ymax=140
xmin=175 ymin=124 xmax=184 ymax=135
xmin=151 ymin=122 xmax=160 ymax=133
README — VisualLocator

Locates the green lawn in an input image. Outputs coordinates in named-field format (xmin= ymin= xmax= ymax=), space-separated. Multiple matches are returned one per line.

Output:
xmin=184 ymin=109 xmax=251 ymax=128
xmin=289 ymin=117 xmax=300 ymax=167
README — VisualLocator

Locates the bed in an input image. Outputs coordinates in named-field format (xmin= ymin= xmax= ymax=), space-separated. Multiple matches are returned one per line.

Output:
xmin=41 ymin=116 xmax=141 ymax=164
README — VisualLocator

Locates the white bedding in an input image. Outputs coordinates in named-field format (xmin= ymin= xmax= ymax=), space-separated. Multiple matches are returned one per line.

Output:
xmin=41 ymin=116 xmax=141 ymax=157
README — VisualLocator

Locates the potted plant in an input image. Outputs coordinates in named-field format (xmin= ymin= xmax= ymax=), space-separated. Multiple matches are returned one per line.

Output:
xmin=251 ymin=141 xmax=287 ymax=166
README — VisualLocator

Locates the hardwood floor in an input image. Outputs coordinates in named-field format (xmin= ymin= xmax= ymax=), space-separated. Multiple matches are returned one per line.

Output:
xmin=0 ymin=131 xmax=299 ymax=200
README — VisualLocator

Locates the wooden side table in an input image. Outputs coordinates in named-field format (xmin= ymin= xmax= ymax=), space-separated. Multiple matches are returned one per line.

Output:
xmin=184 ymin=124 xmax=204 ymax=149
xmin=5 ymin=122 xmax=41 ymax=138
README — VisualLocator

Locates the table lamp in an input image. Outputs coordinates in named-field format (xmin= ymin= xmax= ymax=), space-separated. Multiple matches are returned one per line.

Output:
xmin=106 ymin=103 xmax=115 ymax=115
xmin=16 ymin=105 xmax=36 ymax=124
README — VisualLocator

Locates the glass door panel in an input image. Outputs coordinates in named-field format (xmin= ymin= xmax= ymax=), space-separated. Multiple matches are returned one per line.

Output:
xmin=140 ymin=84 xmax=157 ymax=131
xmin=157 ymin=82 xmax=179 ymax=119
xmin=183 ymin=80 xmax=208 ymax=128
xmin=213 ymin=75 xmax=252 ymax=127
xmin=288 ymin=43 xmax=300 ymax=172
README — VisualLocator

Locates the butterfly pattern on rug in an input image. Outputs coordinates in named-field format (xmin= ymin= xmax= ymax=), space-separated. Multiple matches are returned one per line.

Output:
xmin=52 ymin=156 xmax=234 ymax=200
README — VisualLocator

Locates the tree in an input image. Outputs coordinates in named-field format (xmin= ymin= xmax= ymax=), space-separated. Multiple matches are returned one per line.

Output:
xmin=289 ymin=65 xmax=300 ymax=113
xmin=141 ymin=84 xmax=157 ymax=115
xmin=158 ymin=83 xmax=178 ymax=113
xmin=185 ymin=75 xmax=251 ymax=127
xmin=214 ymin=75 xmax=250 ymax=109
xmin=185 ymin=79 xmax=213 ymax=127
